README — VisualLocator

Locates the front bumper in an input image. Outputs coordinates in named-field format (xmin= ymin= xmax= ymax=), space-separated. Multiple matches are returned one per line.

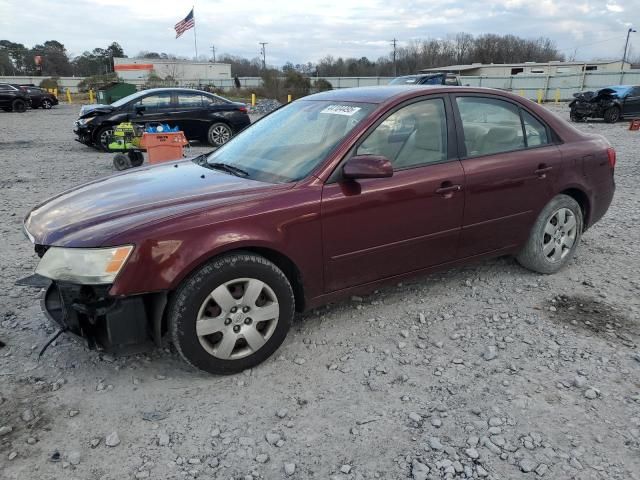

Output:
xmin=41 ymin=280 xmax=152 ymax=354
xmin=73 ymin=122 xmax=94 ymax=144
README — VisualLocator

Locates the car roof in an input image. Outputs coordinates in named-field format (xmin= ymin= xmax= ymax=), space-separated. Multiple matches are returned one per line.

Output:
xmin=304 ymin=85 xmax=510 ymax=104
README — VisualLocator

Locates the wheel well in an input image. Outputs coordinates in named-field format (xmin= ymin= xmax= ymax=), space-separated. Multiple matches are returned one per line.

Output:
xmin=561 ymin=188 xmax=590 ymax=229
xmin=240 ymin=247 xmax=306 ymax=312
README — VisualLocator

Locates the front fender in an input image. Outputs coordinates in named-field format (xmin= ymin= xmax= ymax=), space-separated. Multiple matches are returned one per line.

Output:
xmin=108 ymin=187 xmax=324 ymax=300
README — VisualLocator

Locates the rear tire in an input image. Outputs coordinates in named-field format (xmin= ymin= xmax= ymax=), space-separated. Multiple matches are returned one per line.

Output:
xmin=603 ymin=106 xmax=620 ymax=123
xmin=207 ymin=122 xmax=233 ymax=147
xmin=516 ymin=194 xmax=583 ymax=274
xmin=168 ymin=252 xmax=294 ymax=375
xmin=11 ymin=99 xmax=26 ymax=113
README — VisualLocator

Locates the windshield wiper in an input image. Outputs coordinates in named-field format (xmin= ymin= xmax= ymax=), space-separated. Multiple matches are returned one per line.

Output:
xmin=208 ymin=162 xmax=250 ymax=177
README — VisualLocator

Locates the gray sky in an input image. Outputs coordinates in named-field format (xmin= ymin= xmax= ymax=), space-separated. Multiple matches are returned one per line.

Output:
xmin=0 ymin=0 xmax=637 ymax=65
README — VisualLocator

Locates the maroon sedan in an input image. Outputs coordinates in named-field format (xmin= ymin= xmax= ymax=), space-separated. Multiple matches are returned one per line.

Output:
xmin=22 ymin=86 xmax=615 ymax=374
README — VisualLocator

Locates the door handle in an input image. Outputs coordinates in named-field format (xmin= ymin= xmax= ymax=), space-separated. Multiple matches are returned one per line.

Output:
xmin=535 ymin=165 xmax=553 ymax=178
xmin=435 ymin=184 xmax=462 ymax=195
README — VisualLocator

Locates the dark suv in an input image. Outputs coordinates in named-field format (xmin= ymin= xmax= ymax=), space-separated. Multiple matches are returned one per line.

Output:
xmin=74 ymin=87 xmax=251 ymax=150
xmin=14 ymin=85 xmax=59 ymax=109
xmin=0 ymin=83 xmax=31 ymax=112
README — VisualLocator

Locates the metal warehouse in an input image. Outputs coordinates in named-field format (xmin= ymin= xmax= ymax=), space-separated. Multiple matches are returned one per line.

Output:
xmin=422 ymin=60 xmax=633 ymax=76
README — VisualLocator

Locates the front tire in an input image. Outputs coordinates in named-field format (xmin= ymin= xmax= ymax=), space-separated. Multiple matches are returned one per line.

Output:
xmin=168 ymin=252 xmax=295 ymax=375
xmin=603 ymin=106 xmax=620 ymax=123
xmin=516 ymin=194 xmax=583 ymax=274
xmin=207 ymin=122 xmax=233 ymax=147
xmin=41 ymin=99 xmax=53 ymax=109
xmin=95 ymin=126 xmax=115 ymax=151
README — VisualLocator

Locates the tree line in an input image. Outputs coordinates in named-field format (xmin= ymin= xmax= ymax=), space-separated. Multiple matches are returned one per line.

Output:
xmin=1 ymin=32 xmax=565 ymax=79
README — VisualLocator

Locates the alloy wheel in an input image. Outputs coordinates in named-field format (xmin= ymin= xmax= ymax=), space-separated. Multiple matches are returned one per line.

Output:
xmin=99 ymin=129 xmax=114 ymax=150
xmin=210 ymin=125 xmax=231 ymax=146
xmin=542 ymin=207 xmax=577 ymax=263
xmin=42 ymin=99 xmax=52 ymax=109
xmin=195 ymin=278 xmax=279 ymax=360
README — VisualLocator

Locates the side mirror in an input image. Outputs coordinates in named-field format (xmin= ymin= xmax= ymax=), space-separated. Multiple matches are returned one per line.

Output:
xmin=135 ymin=105 xmax=146 ymax=114
xmin=343 ymin=155 xmax=393 ymax=180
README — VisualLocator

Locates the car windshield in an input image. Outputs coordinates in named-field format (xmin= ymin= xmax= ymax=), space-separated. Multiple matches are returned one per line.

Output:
xmin=110 ymin=90 xmax=149 ymax=108
xmin=389 ymin=76 xmax=420 ymax=85
xmin=203 ymin=100 xmax=374 ymax=183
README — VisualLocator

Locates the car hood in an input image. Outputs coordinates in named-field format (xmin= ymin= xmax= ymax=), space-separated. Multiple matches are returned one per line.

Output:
xmin=24 ymin=159 xmax=284 ymax=247
xmin=79 ymin=103 xmax=114 ymax=117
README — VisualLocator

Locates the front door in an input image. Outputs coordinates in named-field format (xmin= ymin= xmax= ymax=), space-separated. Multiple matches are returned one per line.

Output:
xmin=321 ymin=96 xmax=465 ymax=292
xmin=622 ymin=86 xmax=640 ymax=116
xmin=129 ymin=91 xmax=175 ymax=128
xmin=452 ymin=94 xmax=564 ymax=258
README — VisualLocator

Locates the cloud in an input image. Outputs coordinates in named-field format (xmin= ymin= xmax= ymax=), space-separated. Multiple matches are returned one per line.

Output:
xmin=0 ymin=0 xmax=635 ymax=66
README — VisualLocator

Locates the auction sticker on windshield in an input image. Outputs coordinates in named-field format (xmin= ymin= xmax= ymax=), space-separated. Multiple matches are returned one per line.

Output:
xmin=320 ymin=105 xmax=362 ymax=116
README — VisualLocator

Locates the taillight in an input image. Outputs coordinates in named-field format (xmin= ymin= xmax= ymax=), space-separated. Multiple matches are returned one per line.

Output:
xmin=238 ymin=106 xmax=247 ymax=113
xmin=606 ymin=147 xmax=616 ymax=169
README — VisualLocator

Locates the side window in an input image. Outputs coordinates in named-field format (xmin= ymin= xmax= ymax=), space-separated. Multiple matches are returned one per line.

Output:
xmin=456 ymin=97 xmax=524 ymax=156
xmin=356 ymin=98 xmax=448 ymax=169
xmin=202 ymin=94 xmax=227 ymax=106
xmin=521 ymin=110 xmax=549 ymax=147
xmin=629 ymin=87 xmax=640 ymax=97
xmin=0 ymin=85 xmax=11 ymax=91
xmin=176 ymin=92 xmax=203 ymax=108
xmin=132 ymin=93 xmax=172 ymax=111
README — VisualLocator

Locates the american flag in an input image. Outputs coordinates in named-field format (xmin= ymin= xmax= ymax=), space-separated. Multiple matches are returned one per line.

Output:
xmin=175 ymin=9 xmax=195 ymax=38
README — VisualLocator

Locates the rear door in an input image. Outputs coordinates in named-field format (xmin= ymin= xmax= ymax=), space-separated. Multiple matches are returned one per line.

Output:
xmin=321 ymin=96 xmax=466 ymax=292
xmin=452 ymin=94 xmax=563 ymax=258
xmin=174 ymin=91 xmax=207 ymax=137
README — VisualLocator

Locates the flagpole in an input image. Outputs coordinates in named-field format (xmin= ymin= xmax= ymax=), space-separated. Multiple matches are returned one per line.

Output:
xmin=192 ymin=6 xmax=198 ymax=60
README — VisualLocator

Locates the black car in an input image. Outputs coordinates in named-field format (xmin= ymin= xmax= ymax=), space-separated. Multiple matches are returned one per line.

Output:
xmin=388 ymin=73 xmax=460 ymax=86
xmin=0 ymin=83 xmax=31 ymax=112
xmin=14 ymin=85 xmax=59 ymax=109
xmin=74 ymin=88 xmax=251 ymax=150
xmin=569 ymin=85 xmax=640 ymax=123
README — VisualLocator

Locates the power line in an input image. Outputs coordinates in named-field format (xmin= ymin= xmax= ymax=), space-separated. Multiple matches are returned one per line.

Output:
xmin=259 ymin=42 xmax=268 ymax=70
xmin=556 ymin=35 xmax=627 ymax=52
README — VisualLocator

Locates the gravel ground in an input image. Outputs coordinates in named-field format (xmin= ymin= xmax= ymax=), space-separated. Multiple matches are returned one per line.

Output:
xmin=0 ymin=103 xmax=639 ymax=480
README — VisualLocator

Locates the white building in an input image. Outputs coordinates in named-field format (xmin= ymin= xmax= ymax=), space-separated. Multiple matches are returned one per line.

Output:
xmin=421 ymin=60 xmax=633 ymax=76
xmin=113 ymin=58 xmax=231 ymax=85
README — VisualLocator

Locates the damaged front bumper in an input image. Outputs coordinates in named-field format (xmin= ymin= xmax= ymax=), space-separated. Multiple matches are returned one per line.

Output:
xmin=73 ymin=122 xmax=94 ymax=145
xmin=18 ymin=275 xmax=165 ymax=355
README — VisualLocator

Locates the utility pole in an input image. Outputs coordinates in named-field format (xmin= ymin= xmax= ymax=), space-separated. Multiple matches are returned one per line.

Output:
xmin=210 ymin=45 xmax=216 ymax=62
xmin=259 ymin=42 xmax=268 ymax=70
xmin=622 ymin=27 xmax=636 ymax=71
xmin=391 ymin=38 xmax=398 ymax=76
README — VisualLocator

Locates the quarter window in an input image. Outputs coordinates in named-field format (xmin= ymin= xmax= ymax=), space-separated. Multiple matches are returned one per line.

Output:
xmin=456 ymin=97 xmax=524 ymax=156
xmin=357 ymin=98 xmax=448 ymax=169
xmin=521 ymin=110 xmax=549 ymax=146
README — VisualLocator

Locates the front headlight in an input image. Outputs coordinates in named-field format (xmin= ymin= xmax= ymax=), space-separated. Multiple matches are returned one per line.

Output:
xmin=77 ymin=117 xmax=94 ymax=125
xmin=36 ymin=246 xmax=133 ymax=284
